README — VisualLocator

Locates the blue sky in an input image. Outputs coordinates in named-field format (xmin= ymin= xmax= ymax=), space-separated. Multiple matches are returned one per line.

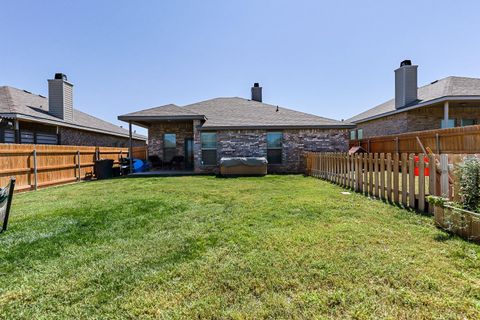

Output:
xmin=1 ymin=1 xmax=480 ymax=135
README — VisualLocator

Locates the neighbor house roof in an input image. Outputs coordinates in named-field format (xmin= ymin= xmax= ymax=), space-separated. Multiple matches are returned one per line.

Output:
xmin=120 ymin=97 xmax=354 ymax=129
xmin=347 ymin=76 xmax=480 ymax=123
xmin=0 ymin=86 xmax=146 ymax=140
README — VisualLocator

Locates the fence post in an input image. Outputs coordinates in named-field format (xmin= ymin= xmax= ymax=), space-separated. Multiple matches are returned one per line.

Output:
xmin=33 ymin=146 xmax=38 ymax=191
xmin=77 ymin=150 xmax=81 ymax=182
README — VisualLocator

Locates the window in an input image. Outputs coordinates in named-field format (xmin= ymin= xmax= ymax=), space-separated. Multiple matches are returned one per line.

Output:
xmin=36 ymin=133 xmax=58 ymax=145
xmin=461 ymin=119 xmax=476 ymax=127
xmin=267 ymin=132 xmax=282 ymax=164
xmin=441 ymin=119 xmax=455 ymax=129
xmin=201 ymin=132 xmax=217 ymax=165
xmin=357 ymin=129 xmax=363 ymax=140
xmin=350 ymin=130 xmax=356 ymax=140
xmin=163 ymin=133 xmax=176 ymax=162
xmin=3 ymin=129 xmax=15 ymax=143
xmin=20 ymin=131 xmax=34 ymax=144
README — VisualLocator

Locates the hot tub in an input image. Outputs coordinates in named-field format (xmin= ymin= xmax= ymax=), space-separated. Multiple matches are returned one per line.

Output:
xmin=220 ymin=157 xmax=268 ymax=176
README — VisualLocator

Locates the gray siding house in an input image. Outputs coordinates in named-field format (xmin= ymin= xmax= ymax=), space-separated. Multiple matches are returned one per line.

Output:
xmin=119 ymin=83 xmax=354 ymax=173
xmin=0 ymin=74 xmax=146 ymax=146
xmin=348 ymin=60 xmax=480 ymax=139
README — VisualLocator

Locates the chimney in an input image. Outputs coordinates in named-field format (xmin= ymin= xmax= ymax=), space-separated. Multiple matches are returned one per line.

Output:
xmin=395 ymin=60 xmax=418 ymax=109
xmin=48 ymin=73 xmax=74 ymax=121
xmin=251 ymin=82 xmax=262 ymax=102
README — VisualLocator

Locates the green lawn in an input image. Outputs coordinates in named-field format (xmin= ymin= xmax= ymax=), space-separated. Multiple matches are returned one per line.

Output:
xmin=1 ymin=175 xmax=479 ymax=319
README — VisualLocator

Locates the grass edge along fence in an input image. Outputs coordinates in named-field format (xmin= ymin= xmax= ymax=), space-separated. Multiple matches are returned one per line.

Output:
xmin=0 ymin=144 xmax=147 ymax=192
xmin=306 ymin=152 xmax=452 ymax=213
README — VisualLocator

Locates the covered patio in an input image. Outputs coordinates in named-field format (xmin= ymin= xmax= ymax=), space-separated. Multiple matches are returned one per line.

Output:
xmin=118 ymin=105 xmax=206 ymax=173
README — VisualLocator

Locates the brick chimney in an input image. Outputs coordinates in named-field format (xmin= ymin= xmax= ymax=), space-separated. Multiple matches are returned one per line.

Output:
xmin=251 ymin=83 xmax=262 ymax=102
xmin=48 ymin=73 xmax=74 ymax=121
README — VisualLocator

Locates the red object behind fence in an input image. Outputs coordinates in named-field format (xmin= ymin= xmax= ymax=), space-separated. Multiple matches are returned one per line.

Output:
xmin=414 ymin=156 xmax=430 ymax=176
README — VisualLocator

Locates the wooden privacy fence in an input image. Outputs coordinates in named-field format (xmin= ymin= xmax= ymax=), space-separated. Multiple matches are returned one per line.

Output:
xmin=306 ymin=152 xmax=452 ymax=213
xmin=0 ymin=144 xmax=147 ymax=192
xmin=350 ymin=125 xmax=480 ymax=154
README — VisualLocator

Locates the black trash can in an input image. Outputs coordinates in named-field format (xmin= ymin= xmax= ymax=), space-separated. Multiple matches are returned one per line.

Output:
xmin=94 ymin=159 xmax=114 ymax=179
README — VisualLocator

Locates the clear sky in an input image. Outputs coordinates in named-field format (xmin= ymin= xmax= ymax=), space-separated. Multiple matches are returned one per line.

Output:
xmin=2 ymin=0 xmax=480 ymax=135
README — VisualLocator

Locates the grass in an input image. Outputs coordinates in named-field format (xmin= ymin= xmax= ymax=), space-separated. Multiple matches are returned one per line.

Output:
xmin=1 ymin=175 xmax=479 ymax=319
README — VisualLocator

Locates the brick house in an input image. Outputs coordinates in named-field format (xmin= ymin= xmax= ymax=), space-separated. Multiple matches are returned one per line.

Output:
xmin=347 ymin=60 xmax=480 ymax=139
xmin=0 ymin=74 xmax=146 ymax=147
xmin=119 ymin=83 xmax=353 ymax=173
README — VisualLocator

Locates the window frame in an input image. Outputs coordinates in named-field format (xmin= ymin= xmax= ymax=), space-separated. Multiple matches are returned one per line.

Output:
xmin=201 ymin=132 xmax=217 ymax=166
xmin=350 ymin=130 xmax=357 ymax=140
xmin=163 ymin=133 xmax=177 ymax=162
xmin=357 ymin=129 xmax=363 ymax=140
xmin=266 ymin=131 xmax=283 ymax=165
xmin=441 ymin=119 xmax=456 ymax=129
xmin=461 ymin=119 xmax=476 ymax=127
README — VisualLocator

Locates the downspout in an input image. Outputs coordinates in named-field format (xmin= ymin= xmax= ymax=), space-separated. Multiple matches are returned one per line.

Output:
xmin=129 ymin=122 xmax=133 ymax=174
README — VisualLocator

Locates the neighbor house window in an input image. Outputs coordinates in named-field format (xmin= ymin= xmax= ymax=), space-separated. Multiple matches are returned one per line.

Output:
xmin=441 ymin=119 xmax=455 ymax=129
xmin=164 ymin=133 xmax=176 ymax=162
xmin=461 ymin=119 xmax=476 ymax=127
xmin=201 ymin=132 xmax=217 ymax=165
xmin=350 ymin=130 xmax=356 ymax=140
xmin=267 ymin=132 xmax=282 ymax=164
xmin=357 ymin=129 xmax=363 ymax=140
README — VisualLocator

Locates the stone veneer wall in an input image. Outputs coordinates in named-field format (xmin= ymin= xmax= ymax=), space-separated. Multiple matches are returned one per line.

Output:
xmin=148 ymin=122 xmax=193 ymax=159
xmin=193 ymin=128 xmax=350 ymax=174
xmin=59 ymin=127 xmax=145 ymax=147
xmin=356 ymin=105 xmax=480 ymax=138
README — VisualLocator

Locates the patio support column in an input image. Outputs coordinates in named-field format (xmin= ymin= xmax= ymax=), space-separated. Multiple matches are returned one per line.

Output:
xmin=129 ymin=121 xmax=133 ymax=174
xmin=443 ymin=101 xmax=449 ymax=128
xmin=14 ymin=119 xmax=20 ymax=144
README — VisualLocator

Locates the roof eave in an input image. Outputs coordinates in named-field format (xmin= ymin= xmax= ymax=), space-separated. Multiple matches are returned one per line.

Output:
xmin=1 ymin=113 xmax=146 ymax=141
xmin=350 ymin=95 xmax=480 ymax=124
xmin=199 ymin=124 xmax=355 ymax=131
xmin=118 ymin=115 xmax=207 ymax=122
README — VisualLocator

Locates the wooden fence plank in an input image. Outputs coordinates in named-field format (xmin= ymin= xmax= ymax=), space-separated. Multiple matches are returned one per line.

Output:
xmin=393 ymin=153 xmax=399 ymax=203
xmin=368 ymin=153 xmax=374 ymax=196
xmin=418 ymin=153 xmax=425 ymax=212
xmin=401 ymin=153 xmax=408 ymax=206
xmin=374 ymin=153 xmax=379 ymax=198
xmin=409 ymin=153 xmax=416 ymax=209
xmin=379 ymin=153 xmax=385 ymax=200
xmin=440 ymin=154 xmax=449 ymax=198
xmin=386 ymin=153 xmax=392 ymax=202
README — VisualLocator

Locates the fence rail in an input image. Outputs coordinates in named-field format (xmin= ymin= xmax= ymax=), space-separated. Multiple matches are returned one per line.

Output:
xmin=306 ymin=152 xmax=452 ymax=213
xmin=0 ymin=144 xmax=147 ymax=192
xmin=350 ymin=125 xmax=480 ymax=154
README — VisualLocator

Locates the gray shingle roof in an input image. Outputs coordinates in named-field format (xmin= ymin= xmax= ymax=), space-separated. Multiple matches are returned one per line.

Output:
xmin=118 ymin=103 xmax=204 ymax=119
xmin=347 ymin=76 xmax=480 ymax=123
xmin=120 ymin=97 xmax=353 ymax=129
xmin=0 ymin=86 xmax=146 ymax=140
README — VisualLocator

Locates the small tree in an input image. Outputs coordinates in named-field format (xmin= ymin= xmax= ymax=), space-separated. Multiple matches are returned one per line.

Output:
xmin=457 ymin=157 xmax=480 ymax=212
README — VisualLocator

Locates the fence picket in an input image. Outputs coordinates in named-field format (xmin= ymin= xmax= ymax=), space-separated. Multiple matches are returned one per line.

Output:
xmin=418 ymin=153 xmax=425 ymax=212
xmin=379 ymin=153 xmax=385 ymax=200
xmin=409 ymin=153 xmax=416 ymax=209
xmin=401 ymin=153 xmax=408 ymax=206
xmin=363 ymin=154 xmax=368 ymax=195
xmin=386 ymin=153 xmax=392 ymax=202
xmin=374 ymin=153 xmax=379 ymax=198
xmin=393 ymin=153 xmax=399 ymax=203
xmin=368 ymin=153 xmax=374 ymax=196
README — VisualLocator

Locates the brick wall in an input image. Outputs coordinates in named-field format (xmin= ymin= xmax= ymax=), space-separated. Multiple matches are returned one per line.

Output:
xmin=148 ymin=122 xmax=193 ymax=159
xmin=195 ymin=128 xmax=349 ymax=173
xmin=60 ymin=127 xmax=145 ymax=147
xmin=356 ymin=105 xmax=480 ymax=138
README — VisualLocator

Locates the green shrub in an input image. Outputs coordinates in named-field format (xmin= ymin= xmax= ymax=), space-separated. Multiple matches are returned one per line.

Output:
xmin=457 ymin=157 xmax=480 ymax=212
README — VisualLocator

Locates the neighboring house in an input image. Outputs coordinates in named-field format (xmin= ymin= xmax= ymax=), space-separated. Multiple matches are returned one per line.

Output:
xmin=0 ymin=74 xmax=146 ymax=147
xmin=119 ymin=83 xmax=354 ymax=173
xmin=347 ymin=60 xmax=480 ymax=139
